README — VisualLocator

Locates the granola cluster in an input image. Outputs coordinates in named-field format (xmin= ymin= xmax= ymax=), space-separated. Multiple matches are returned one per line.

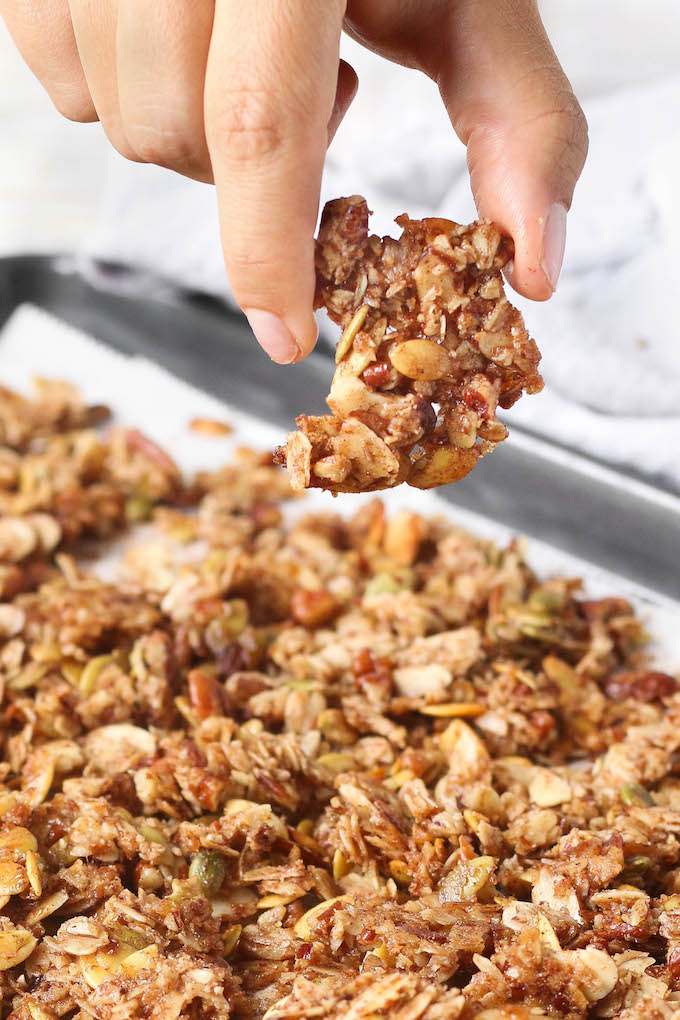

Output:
xmin=276 ymin=197 xmax=543 ymax=492
xmin=0 ymin=379 xmax=679 ymax=1020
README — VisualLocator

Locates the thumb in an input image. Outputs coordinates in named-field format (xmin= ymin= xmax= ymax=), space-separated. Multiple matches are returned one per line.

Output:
xmin=437 ymin=0 xmax=588 ymax=300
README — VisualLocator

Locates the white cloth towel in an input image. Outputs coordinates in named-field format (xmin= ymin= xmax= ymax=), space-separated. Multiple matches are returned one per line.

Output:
xmin=1 ymin=14 xmax=679 ymax=490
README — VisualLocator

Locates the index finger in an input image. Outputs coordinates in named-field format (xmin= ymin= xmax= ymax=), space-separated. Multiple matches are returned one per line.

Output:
xmin=205 ymin=0 xmax=345 ymax=363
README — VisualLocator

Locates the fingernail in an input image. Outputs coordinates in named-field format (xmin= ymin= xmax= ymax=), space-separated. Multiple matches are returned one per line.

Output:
xmin=245 ymin=309 xmax=301 ymax=365
xmin=539 ymin=203 xmax=567 ymax=292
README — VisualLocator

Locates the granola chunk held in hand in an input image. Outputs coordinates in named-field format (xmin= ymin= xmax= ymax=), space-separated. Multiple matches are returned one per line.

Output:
xmin=275 ymin=196 xmax=543 ymax=493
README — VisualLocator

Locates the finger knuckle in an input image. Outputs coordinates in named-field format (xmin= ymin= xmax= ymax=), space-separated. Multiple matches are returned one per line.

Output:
xmin=100 ymin=124 xmax=144 ymax=164
xmin=207 ymin=79 xmax=283 ymax=164
xmin=126 ymin=123 xmax=208 ymax=176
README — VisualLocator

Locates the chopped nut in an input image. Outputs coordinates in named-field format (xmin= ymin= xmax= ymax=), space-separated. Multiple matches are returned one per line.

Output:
xmin=190 ymin=417 xmax=233 ymax=436
xmin=290 ymin=589 xmax=339 ymax=628
xmin=439 ymin=856 xmax=495 ymax=902
xmin=318 ymin=709 xmax=358 ymax=746
xmin=83 ymin=723 xmax=156 ymax=772
xmin=439 ymin=720 xmax=490 ymax=777
xmin=528 ymin=769 xmax=572 ymax=808
xmin=394 ymin=665 xmax=451 ymax=700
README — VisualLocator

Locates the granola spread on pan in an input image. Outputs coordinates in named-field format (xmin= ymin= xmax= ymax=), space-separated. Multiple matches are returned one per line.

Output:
xmin=275 ymin=197 xmax=543 ymax=492
xmin=1 ymin=379 xmax=680 ymax=1020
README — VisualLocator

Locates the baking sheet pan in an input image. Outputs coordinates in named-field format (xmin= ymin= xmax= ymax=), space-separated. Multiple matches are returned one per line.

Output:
xmin=1 ymin=254 xmax=679 ymax=608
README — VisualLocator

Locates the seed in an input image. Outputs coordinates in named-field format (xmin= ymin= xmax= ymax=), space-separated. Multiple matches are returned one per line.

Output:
xmin=25 ymin=850 xmax=41 ymax=896
xmin=335 ymin=305 xmax=369 ymax=363
xmin=420 ymin=702 xmax=485 ymax=718
xmin=383 ymin=769 xmax=414 ymax=791
xmin=627 ymin=855 xmax=652 ymax=873
xmin=291 ymin=830 xmax=323 ymax=855
xmin=111 ymin=924 xmax=154 ymax=951
xmin=223 ymin=924 xmax=242 ymax=957
xmin=317 ymin=752 xmax=355 ymax=774
xmin=257 ymin=893 xmax=299 ymax=909
xmin=318 ymin=709 xmax=358 ymax=746
xmin=79 ymin=654 xmax=115 ymax=694
xmin=189 ymin=851 xmax=228 ymax=898
xmin=190 ymin=417 xmax=233 ymax=436
xmin=138 ymin=824 xmax=169 ymax=847
xmin=364 ymin=573 xmax=403 ymax=597
xmin=439 ymin=855 xmax=495 ymax=902
xmin=296 ymin=819 xmax=314 ymax=837
xmin=333 ymin=850 xmax=350 ymax=881
xmin=222 ymin=599 xmax=249 ymax=637
xmin=408 ymin=445 xmax=478 ymax=490
xmin=389 ymin=339 xmax=453 ymax=381
xmin=620 ymin=782 xmax=655 ymax=807
xmin=370 ymin=942 xmax=395 ymax=966
xmin=389 ymin=860 xmax=412 ymax=886
xmin=125 ymin=495 xmax=153 ymax=523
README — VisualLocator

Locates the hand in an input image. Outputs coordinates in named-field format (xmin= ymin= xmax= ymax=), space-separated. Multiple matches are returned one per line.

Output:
xmin=1 ymin=0 xmax=587 ymax=363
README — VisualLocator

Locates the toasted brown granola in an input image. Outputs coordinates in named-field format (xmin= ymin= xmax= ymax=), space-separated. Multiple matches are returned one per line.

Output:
xmin=275 ymin=197 xmax=543 ymax=492
xmin=0 ymin=377 xmax=679 ymax=1020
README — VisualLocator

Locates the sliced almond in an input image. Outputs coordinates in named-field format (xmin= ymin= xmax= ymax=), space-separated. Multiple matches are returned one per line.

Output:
xmin=528 ymin=769 xmax=572 ymax=808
